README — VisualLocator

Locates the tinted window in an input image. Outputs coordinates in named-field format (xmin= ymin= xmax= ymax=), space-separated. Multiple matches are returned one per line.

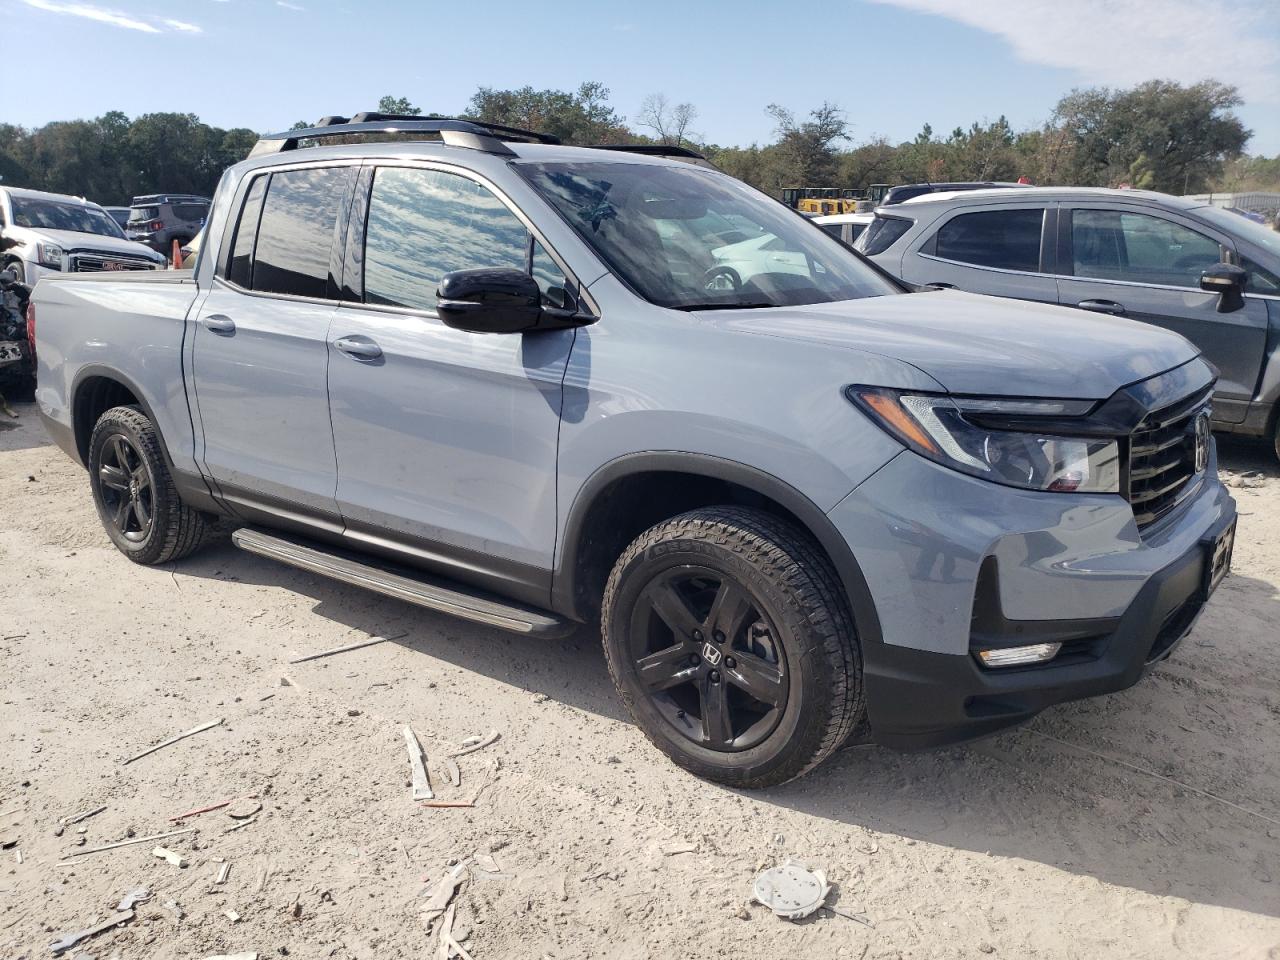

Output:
xmin=364 ymin=167 xmax=530 ymax=312
xmin=1243 ymin=256 xmax=1280 ymax=294
xmin=128 ymin=206 xmax=159 ymax=223
xmin=819 ymin=222 xmax=842 ymax=238
xmin=857 ymin=215 xmax=913 ymax=255
xmin=227 ymin=175 xmax=267 ymax=288
xmin=531 ymin=241 xmax=569 ymax=308
xmin=521 ymin=161 xmax=897 ymax=310
xmin=174 ymin=203 xmax=209 ymax=222
xmin=849 ymin=222 xmax=867 ymax=242
xmin=935 ymin=208 xmax=1043 ymax=272
xmin=252 ymin=166 xmax=353 ymax=299
xmin=1072 ymin=210 xmax=1221 ymax=287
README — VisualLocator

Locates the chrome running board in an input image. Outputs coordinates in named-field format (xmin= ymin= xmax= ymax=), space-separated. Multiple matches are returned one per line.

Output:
xmin=231 ymin=527 xmax=573 ymax=639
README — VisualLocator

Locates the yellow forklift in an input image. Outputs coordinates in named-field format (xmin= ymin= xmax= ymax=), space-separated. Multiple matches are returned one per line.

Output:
xmin=781 ymin=185 xmax=890 ymax=215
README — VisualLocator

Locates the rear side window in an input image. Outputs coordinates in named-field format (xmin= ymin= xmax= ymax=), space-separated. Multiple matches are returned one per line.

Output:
xmin=934 ymin=208 xmax=1043 ymax=272
xmin=173 ymin=203 xmax=209 ymax=222
xmin=363 ymin=167 xmax=533 ymax=312
xmin=128 ymin=206 xmax=158 ymax=223
xmin=1071 ymin=210 xmax=1221 ymax=288
xmin=857 ymin=215 xmax=913 ymax=255
xmin=227 ymin=175 xmax=267 ymax=289
xmin=819 ymin=222 xmax=842 ymax=238
xmin=252 ymin=166 xmax=354 ymax=299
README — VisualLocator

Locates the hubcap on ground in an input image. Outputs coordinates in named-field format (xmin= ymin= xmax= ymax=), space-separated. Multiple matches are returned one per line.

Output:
xmin=628 ymin=567 xmax=788 ymax=752
xmin=98 ymin=434 xmax=153 ymax=543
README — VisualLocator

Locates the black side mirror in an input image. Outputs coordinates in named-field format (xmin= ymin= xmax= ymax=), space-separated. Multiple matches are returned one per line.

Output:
xmin=1200 ymin=263 xmax=1247 ymax=313
xmin=436 ymin=267 xmax=590 ymax=334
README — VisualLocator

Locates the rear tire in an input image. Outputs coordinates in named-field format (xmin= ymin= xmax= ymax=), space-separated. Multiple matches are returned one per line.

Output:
xmin=601 ymin=506 xmax=863 ymax=787
xmin=88 ymin=405 xmax=215 ymax=564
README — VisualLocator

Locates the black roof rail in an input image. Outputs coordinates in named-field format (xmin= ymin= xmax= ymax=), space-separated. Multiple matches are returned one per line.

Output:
xmin=589 ymin=144 xmax=716 ymax=168
xmin=250 ymin=114 xmax=560 ymax=159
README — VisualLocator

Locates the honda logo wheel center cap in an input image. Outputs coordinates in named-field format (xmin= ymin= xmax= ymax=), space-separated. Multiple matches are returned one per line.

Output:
xmin=701 ymin=641 xmax=722 ymax=666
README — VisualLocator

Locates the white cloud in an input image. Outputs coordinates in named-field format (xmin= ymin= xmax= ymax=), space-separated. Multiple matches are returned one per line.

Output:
xmin=162 ymin=17 xmax=202 ymax=32
xmin=867 ymin=0 xmax=1280 ymax=103
xmin=20 ymin=0 xmax=158 ymax=31
xmin=276 ymin=1 xmax=304 ymax=9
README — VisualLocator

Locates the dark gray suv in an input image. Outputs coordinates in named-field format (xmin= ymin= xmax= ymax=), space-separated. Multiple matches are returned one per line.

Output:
xmin=858 ymin=188 xmax=1280 ymax=457
xmin=126 ymin=193 xmax=210 ymax=255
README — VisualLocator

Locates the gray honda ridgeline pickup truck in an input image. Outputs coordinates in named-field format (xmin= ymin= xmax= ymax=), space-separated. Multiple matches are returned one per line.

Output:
xmin=33 ymin=115 xmax=1237 ymax=787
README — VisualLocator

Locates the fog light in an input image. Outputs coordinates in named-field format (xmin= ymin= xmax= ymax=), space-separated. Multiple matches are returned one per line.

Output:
xmin=976 ymin=642 xmax=1062 ymax=668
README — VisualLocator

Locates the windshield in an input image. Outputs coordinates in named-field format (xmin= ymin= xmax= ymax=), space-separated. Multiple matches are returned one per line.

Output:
xmin=1195 ymin=205 xmax=1280 ymax=257
xmin=518 ymin=161 xmax=898 ymax=309
xmin=128 ymin=206 xmax=159 ymax=224
xmin=10 ymin=197 xmax=126 ymax=238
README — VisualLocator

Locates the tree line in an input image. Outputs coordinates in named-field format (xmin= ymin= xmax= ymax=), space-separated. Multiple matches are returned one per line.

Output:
xmin=0 ymin=79 xmax=1272 ymax=207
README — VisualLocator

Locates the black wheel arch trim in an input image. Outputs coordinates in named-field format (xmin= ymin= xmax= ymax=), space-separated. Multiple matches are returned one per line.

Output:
xmin=551 ymin=451 xmax=884 ymax=648
xmin=69 ymin=363 xmax=225 ymax=516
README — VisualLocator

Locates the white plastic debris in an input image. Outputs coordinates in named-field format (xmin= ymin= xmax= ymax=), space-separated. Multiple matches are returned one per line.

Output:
xmin=751 ymin=860 xmax=830 ymax=920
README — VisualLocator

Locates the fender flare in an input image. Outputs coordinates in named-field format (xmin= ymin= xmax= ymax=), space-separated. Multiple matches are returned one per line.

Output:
xmin=552 ymin=451 xmax=884 ymax=647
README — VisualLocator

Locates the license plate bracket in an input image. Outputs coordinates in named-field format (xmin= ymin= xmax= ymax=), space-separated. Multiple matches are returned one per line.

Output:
xmin=1203 ymin=519 xmax=1236 ymax=597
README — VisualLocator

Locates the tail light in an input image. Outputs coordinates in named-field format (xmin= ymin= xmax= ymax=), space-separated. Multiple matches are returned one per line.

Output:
xmin=25 ymin=301 xmax=35 ymax=364
xmin=150 ymin=220 xmax=164 ymax=231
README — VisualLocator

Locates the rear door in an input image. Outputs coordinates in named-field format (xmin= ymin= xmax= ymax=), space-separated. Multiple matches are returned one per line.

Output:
xmin=899 ymin=202 xmax=1058 ymax=303
xmin=324 ymin=162 xmax=577 ymax=598
xmin=191 ymin=162 xmax=357 ymax=521
xmin=1055 ymin=204 xmax=1269 ymax=419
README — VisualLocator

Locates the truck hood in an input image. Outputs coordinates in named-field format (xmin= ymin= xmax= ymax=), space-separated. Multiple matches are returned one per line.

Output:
xmin=8 ymin=226 xmax=163 ymax=261
xmin=711 ymin=289 xmax=1200 ymax=399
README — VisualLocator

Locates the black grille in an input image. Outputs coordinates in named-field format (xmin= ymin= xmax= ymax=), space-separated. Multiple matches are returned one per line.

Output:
xmin=1127 ymin=389 xmax=1211 ymax=529
xmin=68 ymin=253 xmax=158 ymax=273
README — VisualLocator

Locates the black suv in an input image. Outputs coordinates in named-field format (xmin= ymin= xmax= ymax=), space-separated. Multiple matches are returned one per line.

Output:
xmin=126 ymin=194 xmax=210 ymax=255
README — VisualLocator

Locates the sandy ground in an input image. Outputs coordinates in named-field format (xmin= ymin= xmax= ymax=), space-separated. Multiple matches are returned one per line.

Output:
xmin=1 ymin=402 xmax=1278 ymax=960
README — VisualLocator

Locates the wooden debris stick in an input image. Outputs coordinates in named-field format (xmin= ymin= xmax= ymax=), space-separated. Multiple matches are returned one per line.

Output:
xmin=216 ymin=862 xmax=231 ymax=884
xmin=223 ymin=816 xmax=257 ymax=834
xmin=123 ymin=718 xmax=224 ymax=765
xmin=62 ymin=805 xmax=107 ymax=826
xmin=404 ymin=727 xmax=434 ymax=801
xmin=169 ymin=794 xmax=258 ymax=822
xmin=60 ymin=827 xmax=197 ymax=860
xmin=288 ymin=633 xmax=406 ymax=665
xmin=420 ymin=800 xmax=474 ymax=809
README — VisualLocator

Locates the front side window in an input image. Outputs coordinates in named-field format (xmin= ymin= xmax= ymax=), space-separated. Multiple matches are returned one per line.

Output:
xmin=1072 ymin=209 xmax=1221 ymax=288
xmin=363 ymin=167 xmax=539 ymax=312
xmin=520 ymin=161 xmax=898 ymax=310
xmin=1242 ymin=256 xmax=1280 ymax=294
xmin=934 ymin=208 xmax=1043 ymax=272
xmin=252 ymin=166 xmax=354 ymax=299
xmin=856 ymin=215 xmax=913 ymax=256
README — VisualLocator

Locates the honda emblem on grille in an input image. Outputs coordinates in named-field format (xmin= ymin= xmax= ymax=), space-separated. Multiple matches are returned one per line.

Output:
xmin=1194 ymin=411 xmax=1211 ymax=473
xmin=701 ymin=641 xmax=722 ymax=666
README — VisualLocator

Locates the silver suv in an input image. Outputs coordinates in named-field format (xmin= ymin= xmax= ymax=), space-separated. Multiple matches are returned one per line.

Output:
xmin=856 ymin=187 xmax=1280 ymax=457
xmin=33 ymin=117 xmax=1237 ymax=786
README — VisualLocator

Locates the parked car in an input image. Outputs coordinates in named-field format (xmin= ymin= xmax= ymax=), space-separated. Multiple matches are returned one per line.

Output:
xmin=103 ymin=206 xmax=132 ymax=230
xmin=125 ymin=194 xmax=210 ymax=255
xmin=879 ymin=181 xmax=1028 ymax=206
xmin=33 ymin=116 xmax=1236 ymax=788
xmin=0 ymin=186 xmax=166 ymax=284
xmin=813 ymin=211 xmax=873 ymax=245
xmin=856 ymin=187 xmax=1280 ymax=457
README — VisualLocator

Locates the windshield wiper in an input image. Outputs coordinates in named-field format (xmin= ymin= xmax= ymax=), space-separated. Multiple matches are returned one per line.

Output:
xmin=673 ymin=301 xmax=778 ymax=312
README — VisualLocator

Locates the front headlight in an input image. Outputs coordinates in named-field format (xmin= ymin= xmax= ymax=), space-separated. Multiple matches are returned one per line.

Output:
xmin=849 ymin=387 xmax=1121 ymax=494
xmin=36 ymin=242 xmax=64 ymax=269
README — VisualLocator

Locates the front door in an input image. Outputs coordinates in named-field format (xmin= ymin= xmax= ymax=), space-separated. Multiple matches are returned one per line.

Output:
xmin=192 ymin=163 xmax=357 ymax=520
xmin=325 ymin=163 xmax=576 ymax=599
xmin=1057 ymin=205 xmax=1269 ymax=421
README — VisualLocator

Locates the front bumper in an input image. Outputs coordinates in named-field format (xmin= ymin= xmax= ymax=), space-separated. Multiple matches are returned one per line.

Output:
xmin=828 ymin=447 xmax=1237 ymax=748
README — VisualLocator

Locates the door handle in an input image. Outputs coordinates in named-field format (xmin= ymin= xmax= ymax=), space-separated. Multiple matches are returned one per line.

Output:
xmin=334 ymin=335 xmax=383 ymax=361
xmin=202 ymin=314 xmax=236 ymax=334
xmin=1076 ymin=299 xmax=1126 ymax=316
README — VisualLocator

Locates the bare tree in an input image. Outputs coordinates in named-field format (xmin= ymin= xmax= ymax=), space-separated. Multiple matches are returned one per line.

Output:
xmin=637 ymin=93 xmax=700 ymax=148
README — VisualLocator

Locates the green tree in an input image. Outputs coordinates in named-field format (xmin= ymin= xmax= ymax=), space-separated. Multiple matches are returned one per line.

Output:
xmin=466 ymin=82 xmax=630 ymax=144
xmin=377 ymin=95 xmax=421 ymax=116
xmin=765 ymin=102 xmax=848 ymax=189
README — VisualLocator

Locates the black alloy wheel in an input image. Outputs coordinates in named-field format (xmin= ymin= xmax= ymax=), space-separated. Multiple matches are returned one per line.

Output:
xmin=97 ymin=433 xmax=154 ymax=543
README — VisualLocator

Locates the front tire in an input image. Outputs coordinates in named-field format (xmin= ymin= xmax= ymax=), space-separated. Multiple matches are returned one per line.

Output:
xmin=88 ymin=405 xmax=214 ymax=564
xmin=601 ymin=507 xmax=863 ymax=787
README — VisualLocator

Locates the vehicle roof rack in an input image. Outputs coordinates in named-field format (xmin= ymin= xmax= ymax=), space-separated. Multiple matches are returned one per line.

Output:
xmin=249 ymin=114 xmax=561 ymax=159
xmin=590 ymin=144 xmax=716 ymax=168
xmin=131 ymin=193 xmax=210 ymax=203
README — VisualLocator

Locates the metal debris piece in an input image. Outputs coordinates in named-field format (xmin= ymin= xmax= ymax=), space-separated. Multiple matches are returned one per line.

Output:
xmin=447 ymin=730 xmax=499 ymax=758
xmin=404 ymin=727 xmax=434 ymax=801
xmin=122 ymin=718 xmax=224 ymax=765
xmin=163 ymin=900 xmax=185 ymax=921
xmin=288 ymin=633 xmax=405 ymax=664
xmin=419 ymin=862 xmax=467 ymax=929
xmin=62 ymin=806 xmax=107 ymax=827
xmin=751 ymin=860 xmax=831 ymax=921
xmin=62 ymin=827 xmax=197 ymax=860
xmin=115 ymin=888 xmax=151 ymax=911
xmin=216 ymin=863 xmax=231 ymax=884
xmin=227 ymin=799 xmax=262 ymax=820
xmin=442 ymin=757 xmax=462 ymax=788
xmin=153 ymin=846 xmax=188 ymax=868
xmin=825 ymin=903 xmax=874 ymax=927
xmin=49 ymin=909 xmax=134 ymax=955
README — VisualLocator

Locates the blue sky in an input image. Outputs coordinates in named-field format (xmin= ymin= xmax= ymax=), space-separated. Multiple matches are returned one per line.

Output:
xmin=12 ymin=0 xmax=1280 ymax=155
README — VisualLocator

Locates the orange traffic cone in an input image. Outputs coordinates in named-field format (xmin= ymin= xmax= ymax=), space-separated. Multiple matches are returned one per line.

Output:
xmin=171 ymin=238 xmax=183 ymax=270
